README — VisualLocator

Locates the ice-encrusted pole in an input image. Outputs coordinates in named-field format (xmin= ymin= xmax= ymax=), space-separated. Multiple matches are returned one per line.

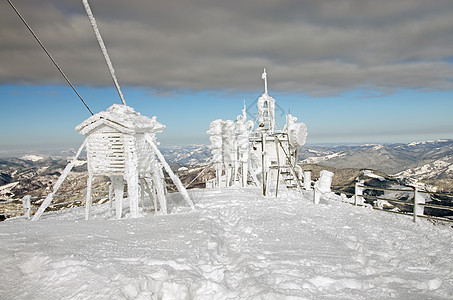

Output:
xmin=21 ymin=195 xmax=31 ymax=220
xmin=32 ymin=139 xmax=87 ymax=221
xmin=236 ymin=107 xmax=252 ymax=187
xmin=82 ymin=0 xmax=126 ymax=106
xmin=144 ymin=134 xmax=195 ymax=209
xmin=207 ymin=120 xmax=223 ymax=187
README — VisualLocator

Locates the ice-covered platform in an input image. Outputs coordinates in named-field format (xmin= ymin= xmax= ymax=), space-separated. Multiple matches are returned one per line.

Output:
xmin=1 ymin=187 xmax=452 ymax=299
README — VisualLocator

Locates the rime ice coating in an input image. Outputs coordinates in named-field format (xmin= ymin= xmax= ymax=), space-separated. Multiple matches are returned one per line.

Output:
xmin=74 ymin=104 xmax=192 ymax=219
xmin=285 ymin=114 xmax=308 ymax=150
xmin=82 ymin=0 xmax=126 ymax=105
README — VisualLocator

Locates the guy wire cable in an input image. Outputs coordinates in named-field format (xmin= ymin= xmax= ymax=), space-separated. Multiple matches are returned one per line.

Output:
xmin=6 ymin=0 xmax=94 ymax=115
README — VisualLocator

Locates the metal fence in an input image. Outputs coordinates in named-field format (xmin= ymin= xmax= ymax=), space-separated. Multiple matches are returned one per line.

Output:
xmin=0 ymin=189 xmax=110 ymax=221
xmin=332 ymin=183 xmax=453 ymax=224
xmin=3 ymin=182 xmax=452 ymax=224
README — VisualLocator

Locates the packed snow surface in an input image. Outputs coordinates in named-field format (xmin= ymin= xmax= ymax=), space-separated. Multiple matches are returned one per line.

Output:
xmin=1 ymin=187 xmax=452 ymax=299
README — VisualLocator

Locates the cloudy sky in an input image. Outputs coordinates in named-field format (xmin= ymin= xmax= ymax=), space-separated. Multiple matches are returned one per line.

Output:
xmin=1 ymin=0 xmax=453 ymax=152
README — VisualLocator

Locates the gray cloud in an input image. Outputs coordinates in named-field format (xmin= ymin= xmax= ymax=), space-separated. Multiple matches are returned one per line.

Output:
xmin=2 ymin=0 xmax=453 ymax=95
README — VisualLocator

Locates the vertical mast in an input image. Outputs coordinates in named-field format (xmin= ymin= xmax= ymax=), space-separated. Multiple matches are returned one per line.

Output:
xmin=82 ymin=0 xmax=126 ymax=106
xmin=262 ymin=68 xmax=268 ymax=95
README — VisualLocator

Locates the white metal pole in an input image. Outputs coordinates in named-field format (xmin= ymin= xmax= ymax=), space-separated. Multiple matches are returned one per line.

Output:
xmin=32 ymin=139 xmax=87 ymax=221
xmin=261 ymin=132 xmax=267 ymax=196
xmin=262 ymin=68 xmax=268 ymax=95
xmin=108 ymin=182 xmax=113 ymax=212
xmin=82 ymin=0 xmax=126 ymax=106
xmin=22 ymin=195 xmax=31 ymax=219
xmin=111 ymin=175 xmax=124 ymax=219
xmin=303 ymin=171 xmax=311 ymax=190
xmin=275 ymin=136 xmax=280 ymax=198
xmin=145 ymin=134 xmax=195 ymax=209
xmin=85 ymin=175 xmax=93 ymax=220
xmin=413 ymin=187 xmax=418 ymax=223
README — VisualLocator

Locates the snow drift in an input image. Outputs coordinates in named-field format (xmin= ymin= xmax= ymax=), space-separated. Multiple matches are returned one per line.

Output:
xmin=0 ymin=187 xmax=452 ymax=299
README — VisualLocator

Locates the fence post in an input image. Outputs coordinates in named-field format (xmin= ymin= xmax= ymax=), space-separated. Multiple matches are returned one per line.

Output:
xmin=21 ymin=195 xmax=31 ymax=220
xmin=313 ymin=187 xmax=320 ymax=204
xmin=108 ymin=182 xmax=113 ymax=211
xmin=303 ymin=171 xmax=312 ymax=190
xmin=354 ymin=181 xmax=364 ymax=206
xmin=413 ymin=187 xmax=418 ymax=223
xmin=413 ymin=187 xmax=425 ymax=223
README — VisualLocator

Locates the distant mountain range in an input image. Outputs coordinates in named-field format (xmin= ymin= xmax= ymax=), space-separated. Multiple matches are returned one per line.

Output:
xmin=0 ymin=145 xmax=212 ymax=203
xmin=160 ymin=144 xmax=211 ymax=168
xmin=1 ymin=140 xmax=452 ymax=204
xmin=159 ymin=140 xmax=453 ymax=190
xmin=298 ymin=139 xmax=453 ymax=190
xmin=300 ymin=139 xmax=452 ymax=173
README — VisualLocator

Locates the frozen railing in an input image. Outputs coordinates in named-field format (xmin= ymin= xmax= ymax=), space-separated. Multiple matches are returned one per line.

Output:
xmin=331 ymin=183 xmax=453 ymax=224
xmin=0 ymin=196 xmax=32 ymax=220
xmin=0 ymin=190 xmax=110 ymax=221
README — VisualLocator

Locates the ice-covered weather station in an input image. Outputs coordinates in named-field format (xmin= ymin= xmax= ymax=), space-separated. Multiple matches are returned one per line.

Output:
xmin=207 ymin=69 xmax=333 ymax=198
xmin=31 ymin=0 xmax=193 ymax=221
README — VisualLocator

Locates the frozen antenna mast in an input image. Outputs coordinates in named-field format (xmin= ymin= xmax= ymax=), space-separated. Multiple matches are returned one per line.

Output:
xmin=82 ymin=0 xmax=126 ymax=105
xmin=262 ymin=68 xmax=268 ymax=95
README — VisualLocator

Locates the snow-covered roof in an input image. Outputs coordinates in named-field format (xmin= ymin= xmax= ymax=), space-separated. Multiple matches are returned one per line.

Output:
xmin=75 ymin=104 xmax=165 ymax=136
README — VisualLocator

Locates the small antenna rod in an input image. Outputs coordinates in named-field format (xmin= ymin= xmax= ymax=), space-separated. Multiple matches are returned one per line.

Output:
xmin=262 ymin=68 xmax=268 ymax=95
xmin=82 ymin=0 xmax=127 ymax=106
xmin=7 ymin=0 xmax=94 ymax=115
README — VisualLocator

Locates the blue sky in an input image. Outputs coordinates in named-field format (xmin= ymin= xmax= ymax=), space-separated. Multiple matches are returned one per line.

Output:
xmin=1 ymin=0 xmax=453 ymax=152
xmin=2 ymin=83 xmax=452 ymax=151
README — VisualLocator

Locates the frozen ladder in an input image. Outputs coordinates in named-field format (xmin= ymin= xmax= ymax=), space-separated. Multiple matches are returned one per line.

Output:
xmin=280 ymin=167 xmax=299 ymax=190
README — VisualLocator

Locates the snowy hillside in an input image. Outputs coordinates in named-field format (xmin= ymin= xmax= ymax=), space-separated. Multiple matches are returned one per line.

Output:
xmin=160 ymin=145 xmax=211 ymax=167
xmin=2 ymin=140 xmax=452 ymax=201
xmin=0 ymin=146 xmax=209 ymax=203
xmin=1 ymin=187 xmax=452 ymax=299
xmin=299 ymin=140 xmax=453 ymax=190
xmin=300 ymin=139 xmax=453 ymax=174
xmin=395 ymin=156 xmax=453 ymax=181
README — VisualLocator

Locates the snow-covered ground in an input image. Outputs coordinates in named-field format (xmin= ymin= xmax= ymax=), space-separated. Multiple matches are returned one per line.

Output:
xmin=395 ymin=156 xmax=453 ymax=181
xmin=0 ymin=182 xmax=19 ymax=197
xmin=21 ymin=155 xmax=45 ymax=162
xmin=301 ymin=152 xmax=346 ymax=164
xmin=1 ymin=187 xmax=452 ymax=299
xmin=362 ymin=170 xmax=385 ymax=181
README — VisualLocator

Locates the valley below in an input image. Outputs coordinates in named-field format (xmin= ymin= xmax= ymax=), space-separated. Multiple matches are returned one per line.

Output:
xmin=1 ymin=140 xmax=452 ymax=221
